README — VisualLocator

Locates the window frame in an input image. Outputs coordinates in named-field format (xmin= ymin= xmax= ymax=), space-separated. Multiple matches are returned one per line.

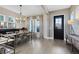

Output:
xmin=0 ymin=14 xmax=6 ymax=29
xmin=8 ymin=16 xmax=16 ymax=29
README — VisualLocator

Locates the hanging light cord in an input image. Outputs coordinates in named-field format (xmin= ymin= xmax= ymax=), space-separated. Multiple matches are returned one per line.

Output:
xmin=19 ymin=5 xmax=22 ymax=19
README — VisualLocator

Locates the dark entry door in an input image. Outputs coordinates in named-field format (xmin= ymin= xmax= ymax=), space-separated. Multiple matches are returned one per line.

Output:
xmin=54 ymin=15 xmax=64 ymax=40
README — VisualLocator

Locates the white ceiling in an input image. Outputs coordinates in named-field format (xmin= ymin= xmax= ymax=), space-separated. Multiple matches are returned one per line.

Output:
xmin=0 ymin=5 xmax=71 ymax=16
xmin=44 ymin=5 xmax=71 ymax=11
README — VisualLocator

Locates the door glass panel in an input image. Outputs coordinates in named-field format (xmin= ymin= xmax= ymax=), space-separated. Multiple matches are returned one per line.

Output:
xmin=55 ymin=17 xmax=62 ymax=29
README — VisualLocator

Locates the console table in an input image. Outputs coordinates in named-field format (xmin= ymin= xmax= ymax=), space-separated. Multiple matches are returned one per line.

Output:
xmin=66 ymin=34 xmax=79 ymax=52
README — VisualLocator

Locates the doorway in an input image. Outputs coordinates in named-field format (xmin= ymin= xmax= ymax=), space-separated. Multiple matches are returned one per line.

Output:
xmin=54 ymin=15 xmax=64 ymax=40
xmin=29 ymin=18 xmax=40 ymax=39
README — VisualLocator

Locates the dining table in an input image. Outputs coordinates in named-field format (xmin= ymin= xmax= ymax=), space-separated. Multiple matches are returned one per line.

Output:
xmin=0 ymin=31 xmax=31 ymax=54
xmin=0 ymin=32 xmax=31 ymax=42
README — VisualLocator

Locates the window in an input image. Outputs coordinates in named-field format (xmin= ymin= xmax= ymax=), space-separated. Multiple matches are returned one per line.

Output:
xmin=35 ymin=19 xmax=40 ymax=32
xmin=8 ymin=17 xmax=14 ymax=22
xmin=0 ymin=15 xmax=4 ymax=22
xmin=8 ymin=16 xmax=15 ymax=29
xmin=8 ymin=16 xmax=15 ymax=23
xmin=55 ymin=17 xmax=62 ymax=29
xmin=0 ymin=15 xmax=16 ymax=29
xmin=29 ymin=18 xmax=32 ymax=32
xmin=0 ymin=15 xmax=4 ymax=28
xmin=29 ymin=17 xmax=40 ymax=32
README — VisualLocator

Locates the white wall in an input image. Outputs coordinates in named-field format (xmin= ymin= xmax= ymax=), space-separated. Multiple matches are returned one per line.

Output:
xmin=42 ymin=9 xmax=70 ymax=40
xmin=0 ymin=7 xmax=28 ymax=29
xmin=49 ymin=8 xmax=70 ymax=40
xmin=43 ymin=14 xmax=49 ymax=39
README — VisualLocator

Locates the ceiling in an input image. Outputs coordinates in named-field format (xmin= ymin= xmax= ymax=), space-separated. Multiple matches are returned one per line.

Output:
xmin=0 ymin=5 xmax=71 ymax=16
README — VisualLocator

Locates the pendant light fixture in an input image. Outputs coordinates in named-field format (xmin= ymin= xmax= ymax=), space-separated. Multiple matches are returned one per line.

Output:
xmin=16 ymin=5 xmax=22 ymax=20
xmin=19 ymin=5 xmax=22 ymax=21
xmin=19 ymin=5 xmax=22 ymax=28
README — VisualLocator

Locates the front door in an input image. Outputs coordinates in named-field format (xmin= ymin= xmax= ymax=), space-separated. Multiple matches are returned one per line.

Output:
xmin=54 ymin=15 xmax=64 ymax=40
